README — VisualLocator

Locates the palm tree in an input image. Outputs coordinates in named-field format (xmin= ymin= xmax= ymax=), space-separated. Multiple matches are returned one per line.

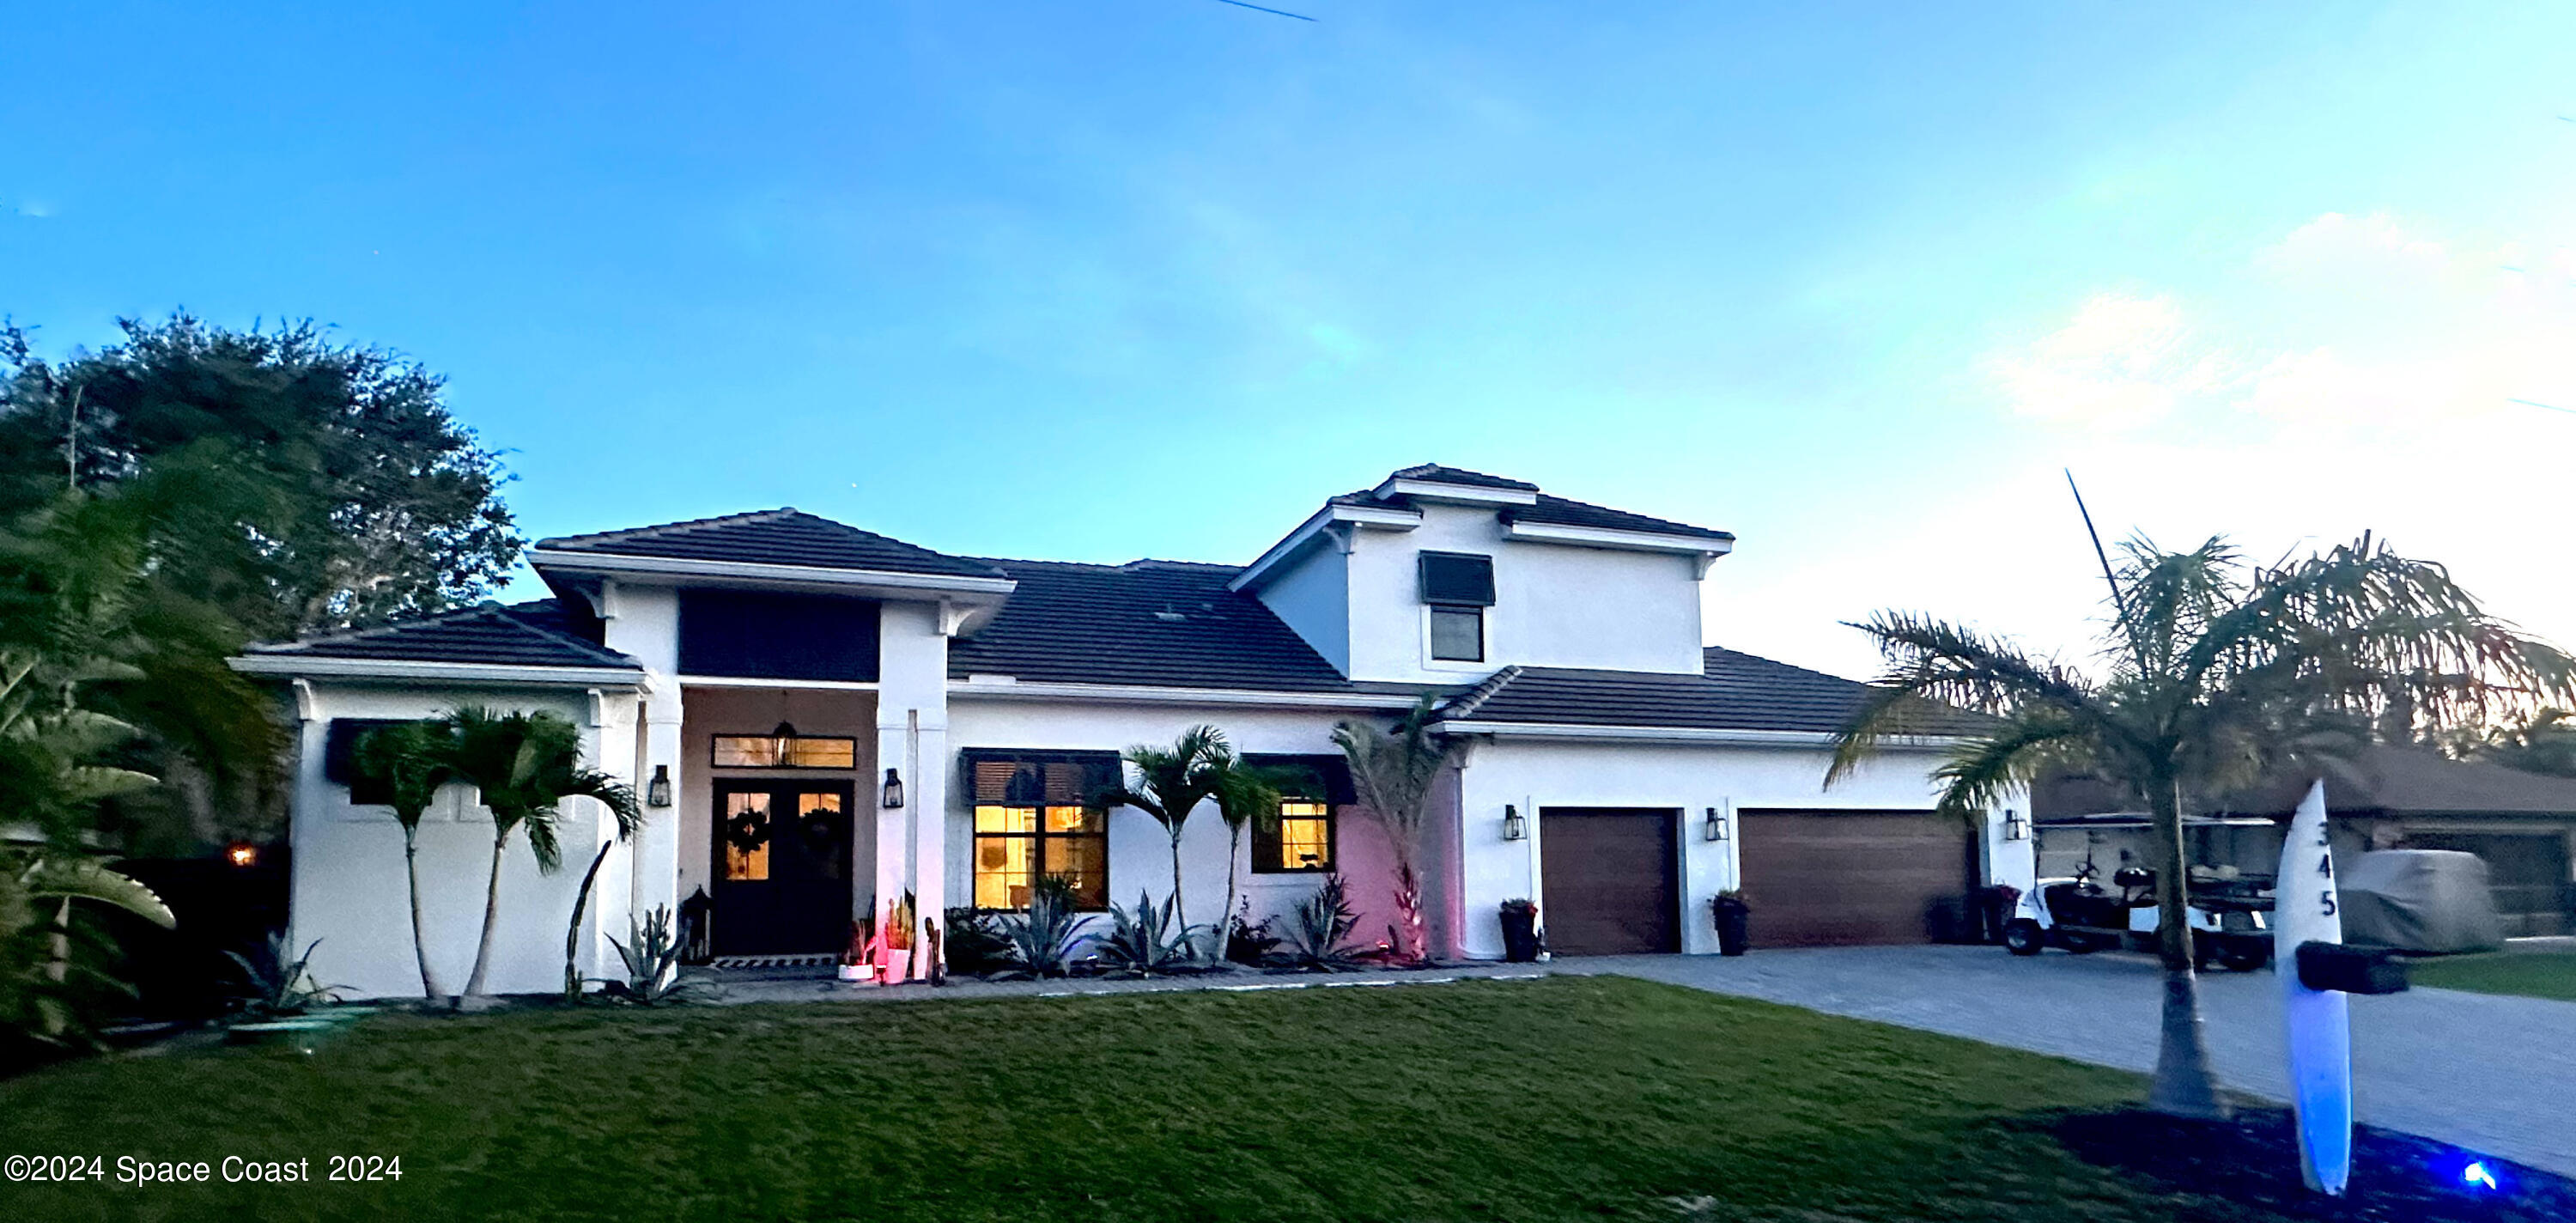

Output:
xmin=1098 ymin=726 xmax=1227 ymax=948
xmin=349 ymin=721 xmax=459 ymax=1001
xmin=1332 ymin=697 xmax=1457 ymax=964
xmin=1832 ymin=532 xmax=2575 ymax=1117
xmin=1205 ymin=751 xmax=1309 ymax=959
xmin=443 ymin=707 xmax=641 ymax=998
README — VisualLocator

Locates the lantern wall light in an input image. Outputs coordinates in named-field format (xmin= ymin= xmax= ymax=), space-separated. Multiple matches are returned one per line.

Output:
xmin=881 ymin=767 xmax=906 ymax=810
xmin=1501 ymin=804 xmax=1526 ymax=841
xmin=645 ymin=764 xmax=673 ymax=808
xmin=1704 ymin=807 xmax=1729 ymax=842
xmin=2003 ymin=809 xmax=2030 ymax=841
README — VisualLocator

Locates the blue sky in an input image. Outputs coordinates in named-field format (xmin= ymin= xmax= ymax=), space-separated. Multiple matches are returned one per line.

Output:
xmin=7 ymin=3 xmax=2573 ymax=675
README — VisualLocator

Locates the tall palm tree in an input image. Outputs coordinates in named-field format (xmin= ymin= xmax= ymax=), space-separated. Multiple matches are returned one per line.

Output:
xmin=1205 ymin=751 xmax=1309 ymax=958
xmin=443 ymin=707 xmax=641 ymax=998
xmin=1333 ymin=697 xmax=1456 ymax=964
xmin=1832 ymin=532 xmax=2575 ymax=1117
xmin=349 ymin=720 xmax=459 ymax=1001
xmin=1098 ymin=726 xmax=1227 ymax=946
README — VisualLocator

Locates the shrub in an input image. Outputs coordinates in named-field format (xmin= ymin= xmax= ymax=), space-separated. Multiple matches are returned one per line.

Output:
xmin=1096 ymin=891 xmax=1202 ymax=977
xmin=1274 ymin=874 xmax=1369 ymax=971
xmin=942 ymin=908 xmax=1011 ymax=977
xmin=1224 ymin=901 xmax=1280 ymax=965
xmin=998 ymin=874 xmax=1097 ymax=979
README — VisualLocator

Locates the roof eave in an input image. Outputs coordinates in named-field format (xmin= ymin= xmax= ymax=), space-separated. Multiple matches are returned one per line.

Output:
xmin=1226 ymin=502 xmax=1423 ymax=593
xmin=1427 ymin=718 xmax=1967 ymax=748
xmin=528 ymin=548 xmax=1016 ymax=599
xmin=229 ymin=654 xmax=646 ymax=689
xmin=1501 ymin=520 xmax=1737 ymax=564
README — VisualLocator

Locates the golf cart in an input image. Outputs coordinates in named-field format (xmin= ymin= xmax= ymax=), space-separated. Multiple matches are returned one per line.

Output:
xmin=2003 ymin=858 xmax=2274 ymax=971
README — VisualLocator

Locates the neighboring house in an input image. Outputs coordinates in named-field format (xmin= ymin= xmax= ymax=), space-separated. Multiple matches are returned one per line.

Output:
xmin=2035 ymin=744 xmax=2576 ymax=936
xmin=232 ymin=465 xmax=2022 ymax=997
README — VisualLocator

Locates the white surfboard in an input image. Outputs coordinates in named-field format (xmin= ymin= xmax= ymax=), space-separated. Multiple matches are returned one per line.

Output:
xmin=2275 ymin=779 xmax=2350 ymax=1196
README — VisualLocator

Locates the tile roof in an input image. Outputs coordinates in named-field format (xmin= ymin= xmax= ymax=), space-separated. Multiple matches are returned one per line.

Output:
xmin=1383 ymin=464 xmax=1541 ymax=491
xmin=947 ymin=558 xmax=1372 ymax=693
xmin=1329 ymin=472 xmax=1735 ymax=544
xmin=538 ymin=508 xmax=1005 ymax=581
xmin=1507 ymin=494 xmax=1735 ymax=542
xmin=241 ymin=600 xmax=641 ymax=671
xmin=1434 ymin=648 xmax=1987 ymax=735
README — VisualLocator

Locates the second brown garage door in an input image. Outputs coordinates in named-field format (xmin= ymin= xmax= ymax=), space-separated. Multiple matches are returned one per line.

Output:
xmin=1737 ymin=809 xmax=1977 ymax=946
xmin=1540 ymin=808 xmax=1680 ymax=955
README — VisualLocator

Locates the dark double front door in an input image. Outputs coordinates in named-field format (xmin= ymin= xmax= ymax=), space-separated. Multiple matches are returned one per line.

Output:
xmin=711 ymin=781 xmax=854 ymax=956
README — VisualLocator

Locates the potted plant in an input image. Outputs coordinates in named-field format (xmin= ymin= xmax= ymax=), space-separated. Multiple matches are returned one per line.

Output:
xmin=880 ymin=890 xmax=916 ymax=983
xmin=836 ymin=916 xmax=876 ymax=983
xmin=1710 ymin=891 xmax=1750 ymax=956
xmin=1498 ymin=897 xmax=1542 ymax=963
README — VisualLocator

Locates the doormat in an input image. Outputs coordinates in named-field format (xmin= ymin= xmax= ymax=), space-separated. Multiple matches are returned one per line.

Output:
xmin=709 ymin=954 xmax=837 ymax=970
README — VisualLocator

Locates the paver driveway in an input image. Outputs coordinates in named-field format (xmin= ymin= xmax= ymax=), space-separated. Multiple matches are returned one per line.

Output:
xmin=1567 ymin=946 xmax=2576 ymax=1177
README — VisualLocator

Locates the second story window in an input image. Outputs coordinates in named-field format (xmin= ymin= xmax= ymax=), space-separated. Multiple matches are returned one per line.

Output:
xmin=1419 ymin=551 xmax=1494 ymax=664
xmin=1428 ymin=606 xmax=1484 ymax=661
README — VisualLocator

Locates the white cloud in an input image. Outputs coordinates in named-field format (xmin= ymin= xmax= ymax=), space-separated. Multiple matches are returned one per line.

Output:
xmin=1989 ymin=292 xmax=2231 ymax=427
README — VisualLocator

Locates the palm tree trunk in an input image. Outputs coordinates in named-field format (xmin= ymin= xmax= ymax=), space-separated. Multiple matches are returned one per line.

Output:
xmin=462 ymin=826 xmax=511 ymax=998
xmin=404 ymin=830 xmax=446 ymax=1001
xmin=1218 ymin=821 xmax=1243 ymax=962
xmin=2147 ymin=775 xmax=2228 ymax=1118
xmin=563 ymin=841 xmax=613 ymax=1001
xmin=1168 ymin=827 xmax=1188 ymax=948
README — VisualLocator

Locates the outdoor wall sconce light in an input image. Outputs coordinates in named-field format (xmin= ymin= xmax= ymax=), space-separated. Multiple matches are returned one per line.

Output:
xmin=881 ymin=767 xmax=905 ymax=810
xmin=2004 ymin=809 xmax=2029 ymax=841
xmin=1501 ymin=804 xmax=1526 ymax=841
xmin=645 ymin=764 xmax=672 ymax=809
xmin=769 ymin=721 xmax=799 ymax=764
xmin=1704 ymin=807 xmax=1729 ymax=842
xmin=224 ymin=841 xmax=258 ymax=869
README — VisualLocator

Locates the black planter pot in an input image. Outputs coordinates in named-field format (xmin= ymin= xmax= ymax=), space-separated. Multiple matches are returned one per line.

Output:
xmin=1499 ymin=906 xmax=1541 ymax=963
xmin=1710 ymin=898 xmax=1750 ymax=956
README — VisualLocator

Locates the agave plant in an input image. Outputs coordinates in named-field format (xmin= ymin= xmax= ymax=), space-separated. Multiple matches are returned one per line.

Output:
xmin=597 ymin=905 xmax=714 ymax=1006
xmin=1275 ymin=874 xmax=1369 ymax=971
xmin=222 ymin=934 xmax=346 ymax=1019
xmin=998 ymin=874 xmax=1097 ymax=979
xmin=1094 ymin=890 xmax=1206 ymax=977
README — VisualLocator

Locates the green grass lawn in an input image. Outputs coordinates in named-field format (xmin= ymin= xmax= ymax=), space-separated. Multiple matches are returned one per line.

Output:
xmin=2408 ymin=950 xmax=2576 ymax=1001
xmin=0 ymin=976 xmax=2293 ymax=1222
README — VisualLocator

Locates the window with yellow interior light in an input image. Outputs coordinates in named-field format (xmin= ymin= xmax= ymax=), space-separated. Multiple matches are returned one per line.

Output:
xmin=1253 ymin=799 xmax=1335 ymax=873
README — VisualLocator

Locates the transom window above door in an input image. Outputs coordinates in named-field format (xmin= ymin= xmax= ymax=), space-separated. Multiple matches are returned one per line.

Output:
xmin=712 ymin=724 xmax=858 ymax=769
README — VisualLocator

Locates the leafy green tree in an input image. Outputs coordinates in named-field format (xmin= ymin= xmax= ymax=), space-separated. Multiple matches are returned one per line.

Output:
xmin=0 ymin=488 xmax=281 ymax=851
xmin=440 ymin=708 xmax=641 ymax=998
xmin=348 ymin=721 xmax=460 ymax=1001
xmin=0 ymin=313 xmax=521 ymax=638
xmin=1333 ymin=697 xmax=1457 ymax=964
xmin=1098 ymin=726 xmax=1228 ymax=948
xmin=2459 ymin=707 xmax=2576 ymax=777
xmin=1832 ymin=533 xmax=2575 ymax=1117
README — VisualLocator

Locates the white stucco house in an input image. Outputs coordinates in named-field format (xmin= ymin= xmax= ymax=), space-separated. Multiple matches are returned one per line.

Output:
xmin=231 ymin=465 xmax=2031 ymax=998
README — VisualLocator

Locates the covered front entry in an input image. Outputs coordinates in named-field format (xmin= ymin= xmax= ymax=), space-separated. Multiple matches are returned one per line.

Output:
xmin=1738 ymin=809 xmax=1976 ymax=946
xmin=710 ymin=780 xmax=855 ymax=956
xmin=1541 ymin=808 xmax=1681 ymax=955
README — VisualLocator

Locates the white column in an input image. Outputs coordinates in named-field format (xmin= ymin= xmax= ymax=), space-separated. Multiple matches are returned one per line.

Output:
xmin=602 ymin=583 xmax=685 ymax=926
xmin=875 ymin=600 xmax=951 ymax=978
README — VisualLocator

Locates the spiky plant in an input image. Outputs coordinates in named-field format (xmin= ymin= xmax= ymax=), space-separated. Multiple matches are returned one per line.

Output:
xmin=1832 ymin=531 xmax=2576 ymax=1118
xmin=999 ymin=874 xmax=1097 ymax=979
xmin=1095 ymin=889 xmax=1204 ymax=977
xmin=1275 ymin=873 xmax=1368 ymax=971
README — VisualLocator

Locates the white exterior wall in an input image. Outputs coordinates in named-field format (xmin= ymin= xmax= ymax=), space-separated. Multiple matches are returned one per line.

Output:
xmin=1253 ymin=544 xmax=1350 ymax=675
xmin=603 ymin=583 xmax=685 ymax=929
xmin=944 ymin=697 xmax=1411 ymax=941
xmin=1324 ymin=503 xmax=1707 ymax=684
xmin=875 ymin=601 xmax=951 ymax=966
xmin=286 ymin=681 xmax=644 ymax=1000
xmin=1447 ymin=737 xmax=2020 ymax=958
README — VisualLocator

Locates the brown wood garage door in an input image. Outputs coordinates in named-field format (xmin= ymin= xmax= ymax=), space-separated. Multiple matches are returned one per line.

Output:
xmin=1737 ymin=809 xmax=1977 ymax=946
xmin=1540 ymin=808 xmax=1680 ymax=955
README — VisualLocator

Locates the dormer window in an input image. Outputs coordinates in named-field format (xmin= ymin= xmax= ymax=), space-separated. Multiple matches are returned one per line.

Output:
xmin=1419 ymin=551 xmax=1493 ymax=662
